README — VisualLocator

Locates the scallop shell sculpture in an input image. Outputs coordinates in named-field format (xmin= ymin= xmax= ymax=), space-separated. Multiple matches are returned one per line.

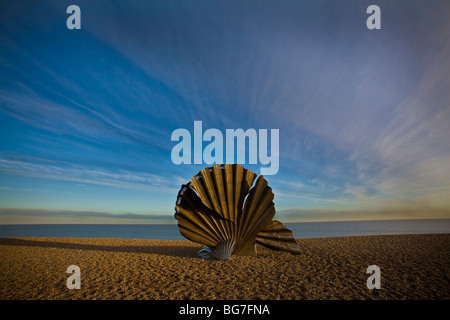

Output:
xmin=174 ymin=164 xmax=300 ymax=260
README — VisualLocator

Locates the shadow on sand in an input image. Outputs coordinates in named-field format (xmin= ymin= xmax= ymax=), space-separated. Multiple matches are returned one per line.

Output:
xmin=0 ymin=237 xmax=201 ymax=258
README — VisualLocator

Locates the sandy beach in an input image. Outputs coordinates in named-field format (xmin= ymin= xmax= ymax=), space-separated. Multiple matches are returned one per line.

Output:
xmin=0 ymin=234 xmax=448 ymax=300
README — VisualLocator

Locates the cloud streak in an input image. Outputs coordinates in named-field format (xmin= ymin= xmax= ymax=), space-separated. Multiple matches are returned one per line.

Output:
xmin=0 ymin=207 xmax=174 ymax=224
xmin=278 ymin=205 xmax=450 ymax=223
xmin=0 ymin=157 xmax=184 ymax=193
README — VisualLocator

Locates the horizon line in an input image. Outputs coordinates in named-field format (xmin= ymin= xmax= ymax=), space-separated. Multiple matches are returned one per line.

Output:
xmin=1 ymin=217 xmax=449 ymax=225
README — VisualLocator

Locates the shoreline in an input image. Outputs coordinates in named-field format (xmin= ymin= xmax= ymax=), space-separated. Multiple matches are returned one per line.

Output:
xmin=1 ymin=234 xmax=449 ymax=300
xmin=1 ymin=219 xmax=449 ymax=240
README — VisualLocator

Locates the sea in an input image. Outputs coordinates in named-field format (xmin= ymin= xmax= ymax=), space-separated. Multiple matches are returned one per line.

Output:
xmin=0 ymin=219 xmax=449 ymax=239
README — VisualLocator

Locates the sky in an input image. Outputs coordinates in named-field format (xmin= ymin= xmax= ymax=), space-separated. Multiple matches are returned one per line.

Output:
xmin=1 ymin=0 xmax=450 ymax=224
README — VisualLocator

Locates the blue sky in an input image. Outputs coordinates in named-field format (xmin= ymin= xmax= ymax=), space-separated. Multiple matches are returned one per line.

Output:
xmin=1 ymin=0 xmax=450 ymax=223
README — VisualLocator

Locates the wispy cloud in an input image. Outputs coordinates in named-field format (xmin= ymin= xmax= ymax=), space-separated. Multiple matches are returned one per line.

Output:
xmin=278 ymin=205 xmax=450 ymax=223
xmin=0 ymin=207 xmax=174 ymax=224
xmin=0 ymin=86 xmax=173 ymax=152
xmin=0 ymin=157 xmax=184 ymax=193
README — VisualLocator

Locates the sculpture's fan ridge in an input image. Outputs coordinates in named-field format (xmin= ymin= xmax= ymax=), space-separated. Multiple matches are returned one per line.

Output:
xmin=175 ymin=164 xmax=300 ymax=260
